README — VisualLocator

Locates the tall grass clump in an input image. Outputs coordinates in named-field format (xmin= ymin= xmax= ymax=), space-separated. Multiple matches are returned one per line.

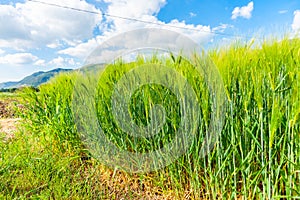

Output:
xmin=95 ymin=56 xmax=207 ymax=155
xmin=208 ymin=38 xmax=300 ymax=199
xmin=19 ymin=72 xmax=81 ymax=152
xmin=3 ymin=37 xmax=299 ymax=199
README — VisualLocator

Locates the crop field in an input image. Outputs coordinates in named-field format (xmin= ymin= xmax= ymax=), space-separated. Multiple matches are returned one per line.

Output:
xmin=0 ymin=38 xmax=299 ymax=199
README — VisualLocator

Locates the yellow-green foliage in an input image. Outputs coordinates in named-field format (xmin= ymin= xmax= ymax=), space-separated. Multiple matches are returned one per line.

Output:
xmin=1 ymin=38 xmax=299 ymax=199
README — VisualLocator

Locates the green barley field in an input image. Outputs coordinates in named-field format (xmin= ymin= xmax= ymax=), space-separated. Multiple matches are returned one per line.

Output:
xmin=0 ymin=38 xmax=299 ymax=199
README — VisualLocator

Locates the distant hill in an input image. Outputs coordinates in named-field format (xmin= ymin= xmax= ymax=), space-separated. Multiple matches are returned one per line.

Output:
xmin=0 ymin=68 xmax=73 ymax=89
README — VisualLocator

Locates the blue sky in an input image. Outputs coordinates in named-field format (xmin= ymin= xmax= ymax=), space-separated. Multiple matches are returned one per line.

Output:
xmin=0 ymin=0 xmax=299 ymax=82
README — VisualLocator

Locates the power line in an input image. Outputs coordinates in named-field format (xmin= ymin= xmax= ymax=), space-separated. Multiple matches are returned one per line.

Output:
xmin=27 ymin=0 xmax=254 ymax=40
xmin=28 ymin=0 xmax=100 ymax=14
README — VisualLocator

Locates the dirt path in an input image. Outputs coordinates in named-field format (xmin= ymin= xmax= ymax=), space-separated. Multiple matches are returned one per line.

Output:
xmin=0 ymin=118 xmax=20 ymax=141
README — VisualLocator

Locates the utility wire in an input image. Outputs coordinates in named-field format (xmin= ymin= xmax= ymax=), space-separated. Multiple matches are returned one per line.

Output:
xmin=27 ymin=0 xmax=256 ymax=40
xmin=28 ymin=0 xmax=100 ymax=14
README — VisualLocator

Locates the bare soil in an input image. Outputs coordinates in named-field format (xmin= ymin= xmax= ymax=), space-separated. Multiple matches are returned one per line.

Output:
xmin=0 ymin=100 xmax=17 ymax=118
xmin=0 ymin=100 xmax=23 ymax=141
xmin=0 ymin=118 xmax=20 ymax=141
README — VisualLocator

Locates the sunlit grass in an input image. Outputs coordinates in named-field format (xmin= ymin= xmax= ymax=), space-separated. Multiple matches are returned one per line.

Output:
xmin=0 ymin=38 xmax=299 ymax=199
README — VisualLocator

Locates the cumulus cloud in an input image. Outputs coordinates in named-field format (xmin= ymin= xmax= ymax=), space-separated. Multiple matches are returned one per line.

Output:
xmin=0 ymin=5 xmax=30 ymax=40
xmin=59 ymin=24 xmax=214 ymax=61
xmin=166 ymin=19 xmax=213 ymax=43
xmin=104 ymin=0 xmax=166 ymax=23
xmin=231 ymin=1 xmax=254 ymax=20
xmin=49 ymin=56 xmax=78 ymax=67
xmin=0 ymin=49 xmax=4 ymax=55
xmin=103 ymin=0 xmax=214 ymax=43
xmin=0 ymin=0 xmax=102 ymax=49
xmin=34 ymin=59 xmax=46 ymax=66
xmin=58 ymin=37 xmax=99 ymax=59
xmin=49 ymin=56 xmax=66 ymax=67
xmin=292 ymin=10 xmax=300 ymax=31
xmin=0 ymin=53 xmax=38 ymax=65
xmin=59 ymin=0 xmax=225 ymax=60
xmin=47 ymin=40 xmax=63 ymax=49
xmin=0 ymin=0 xmax=232 ymax=82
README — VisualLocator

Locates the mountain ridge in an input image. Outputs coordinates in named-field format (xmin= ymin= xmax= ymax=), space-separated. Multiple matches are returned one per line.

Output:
xmin=0 ymin=68 xmax=73 ymax=89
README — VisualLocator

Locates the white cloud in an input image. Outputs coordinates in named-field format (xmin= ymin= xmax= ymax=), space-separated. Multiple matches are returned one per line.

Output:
xmin=0 ymin=0 xmax=102 ymax=49
xmin=58 ymin=37 xmax=100 ymax=59
xmin=0 ymin=0 xmax=238 ymax=84
xmin=104 ymin=0 xmax=166 ymax=22
xmin=231 ymin=1 xmax=254 ymax=20
xmin=103 ymin=0 xmax=214 ymax=42
xmin=189 ymin=12 xmax=197 ymax=18
xmin=49 ymin=56 xmax=65 ymax=66
xmin=0 ymin=53 xmax=38 ymax=65
xmin=0 ymin=5 xmax=30 ymax=40
xmin=49 ymin=56 xmax=78 ymax=67
xmin=279 ymin=10 xmax=288 ymax=14
xmin=59 ymin=0 xmax=225 ymax=60
xmin=212 ymin=23 xmax=234 ymax=33
xmin=59 ymin=22 xmax=214 ymax=61
xmin=166 ymin=19 xmax=213 ymax=43
xmin=292 ymin=10 xmax=300 ymax=31
xmin=101 ymin=0 xmax=166 ymax=34
xmin=0 ymin=0 xmax=232 ymax=77
xmin=34 ymin=59 xmax=46 ymax=66
xmin=47 ymin=40 xmax=63 ymax=49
